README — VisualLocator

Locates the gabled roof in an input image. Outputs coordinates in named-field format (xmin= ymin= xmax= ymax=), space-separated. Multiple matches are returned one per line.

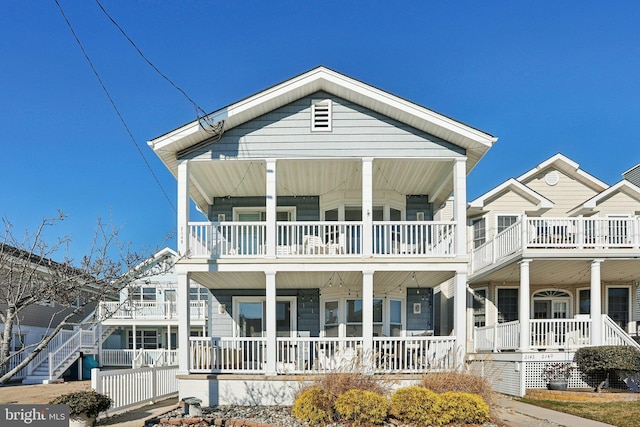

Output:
xmin=468 ymin=178 xmax=554 ymax=214
xmin=517 ymin=153 xmax=609 ymax=192
xmin=148 ymin=66 xmax=497 ymax=181
xmin=568 ymin=180 xmax=640 ymax=216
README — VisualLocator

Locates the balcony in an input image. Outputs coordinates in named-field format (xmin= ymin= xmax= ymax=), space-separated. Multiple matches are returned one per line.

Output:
xmin=472 ymin=216 xmax=640 ymax=273
xmin=188 ymin=220 xmax=456 ymax=259
xmin=98 ymin=301 xmax=207 ymax=321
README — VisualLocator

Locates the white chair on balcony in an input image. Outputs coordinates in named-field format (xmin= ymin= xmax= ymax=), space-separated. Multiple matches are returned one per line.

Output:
xmin=303 ymin=235 xmax=327 ymax=254
xmin=328 ymin=233 xmax=346 ymax=254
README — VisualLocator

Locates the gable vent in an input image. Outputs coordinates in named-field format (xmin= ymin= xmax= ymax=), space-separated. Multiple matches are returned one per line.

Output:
xmin=311 ymin=99 xmax=332 ymax=131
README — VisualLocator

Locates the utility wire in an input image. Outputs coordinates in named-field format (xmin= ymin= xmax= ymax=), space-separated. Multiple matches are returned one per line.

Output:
xmin=53 ymin=0 xmax=177 ymax=213
xmin=93 ymin=0 xmax=206 ymax=117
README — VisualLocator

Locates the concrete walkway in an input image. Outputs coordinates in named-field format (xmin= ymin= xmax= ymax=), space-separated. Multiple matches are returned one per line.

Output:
xmin=493 ymin=394 xmax=616 ymax=427
xmin=96 ymin=397 xmax=179 ymax=427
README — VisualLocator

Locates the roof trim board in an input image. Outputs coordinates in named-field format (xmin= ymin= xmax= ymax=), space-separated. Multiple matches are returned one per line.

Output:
xmin=468 ymin=178 xmax=554 ymax=211
xmin=517 ymin=153 xmax=609 ymax=192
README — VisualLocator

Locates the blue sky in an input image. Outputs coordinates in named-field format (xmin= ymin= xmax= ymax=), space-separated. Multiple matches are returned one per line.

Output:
xmin=2 ymin=1 xmax=639 ymax=262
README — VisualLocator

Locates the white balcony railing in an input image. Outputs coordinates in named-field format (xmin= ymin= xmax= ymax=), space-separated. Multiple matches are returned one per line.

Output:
xmin=189 ymin=336 xmax=457 ymax=375
xmin=474 ymin=316 xmax=640 ymax=352
xmin=98 ymin=301 xmax=207 ymax=321
xmin=472 ymin=216 xmax=640 ymax=273
xmin=189 ymin=221 xmax=456 ymax=258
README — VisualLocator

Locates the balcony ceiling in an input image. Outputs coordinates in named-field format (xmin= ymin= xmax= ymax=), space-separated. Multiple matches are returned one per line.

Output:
xmin=469 ymin=258 xmax=640 ymax=287
xmin=190 ymin=158 xmax=454 ymax=205
xmin=191 ymin=270 xmax=455 ymax=291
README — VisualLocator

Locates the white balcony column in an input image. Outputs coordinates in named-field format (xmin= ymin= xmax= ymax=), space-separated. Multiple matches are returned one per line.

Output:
xmin=454 ymin=271 xmax=467 ymax=354
xmin=591 ymin=259 xmax=604 ymax=345
xmin=362 ymin=158 xmax=373 ymax=256
xmin=177 ymin=272 xmax=191 ymax=375
xmin=453 ymin=158 xmax=467 ymax=256
xmin=177 ymin=159 xmax=191 ymax=256
xmin=167 ymin=325 xmax=171 ymax=351
xmin=265 ymin=270 xmax=277 ymax=375
xmin=265 ymin=159 xmax=277 ymax=258
xmin=132 ymin=324 xmax=137 ymax=352
xmin=362 ymin=270 xmax=374 ymax=354
xmin=518 ymin=259 xmax=531 ymax=351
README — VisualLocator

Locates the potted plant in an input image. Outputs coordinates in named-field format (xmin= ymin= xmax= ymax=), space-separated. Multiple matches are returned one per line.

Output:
xmin=50 ymin=390 xmax=111 ymax=427
xmin=543 ymin=362 xmax=574 ymax=391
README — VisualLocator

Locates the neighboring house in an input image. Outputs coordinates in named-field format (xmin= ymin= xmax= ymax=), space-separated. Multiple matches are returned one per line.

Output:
xmin=148 ymin=66 xmax=497 ymax=405
xmin=467 ymin=153 xmax=640 ymax=396
xmin=97 ymin=247 xmax=209 ymax=368
xmin=0 ymin=245 xmax=98 ymax=384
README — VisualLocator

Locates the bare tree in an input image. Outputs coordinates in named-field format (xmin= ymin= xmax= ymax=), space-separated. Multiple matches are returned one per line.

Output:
xmin=0 ymin=211 xmax=166 ymax=384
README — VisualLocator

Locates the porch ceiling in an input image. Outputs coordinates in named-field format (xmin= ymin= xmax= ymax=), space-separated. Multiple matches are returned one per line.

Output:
xmin=469 ymin=258 xmax=640 ymax=286
xmin=189 ymin=158 xmax=453 ymax=206
xmin=190 ymin=270 xmax=455 ymax=291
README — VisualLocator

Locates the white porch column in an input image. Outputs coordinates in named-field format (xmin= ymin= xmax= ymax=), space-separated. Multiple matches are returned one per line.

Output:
xmin=591 ymin=259 xmax=604 ymax=346
xmin=519 ymin=259 xmax=531 ymax=351
xmin=454 ymin=271 xmax=467 ymax=355
xmin=265 ymin=271 xmax=277 ymax=375
xmin=265 ymin=159 xmax=277 ymax=258
xmin=167 ymin=324 xmax=171 ymax=351
xmin=177 ymin=273 xmax=191 ymax=375
xmin=362 ymin=158 xmax=373 ymax=256
xmin=453 ymin=158 xmax=467 ymax=256
xmin=362 ymin=271 xmax=374 ymax=354
xmin=177 ymin=160 xmax=190 ymax=256
xmin=132 ymin=324 xmax=137 ymax=352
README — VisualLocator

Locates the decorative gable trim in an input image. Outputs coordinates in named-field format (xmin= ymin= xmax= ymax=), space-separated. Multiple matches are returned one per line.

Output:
xmin=468 ymin=178 xmax=553 ymax=212
xmin=517 ymin=153 xmax=608 ymax=192
xmin=568 ymin=180 xmax=640 ymax=215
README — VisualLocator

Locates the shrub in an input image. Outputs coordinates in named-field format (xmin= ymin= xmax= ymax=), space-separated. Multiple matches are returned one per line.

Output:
xmin=575 ymin=346 xmax=640 ymax=374
xmin=292 ymin=387 xmax=335 ymax=425
xmin=49 ymin=390 xmax=111 ymax=417
xmin=439 ymin=391 xmax=490 ymax=425
xmin=420 ymin=371 xmax=494 ymax=406
xmin=390 ymin=386 xmax=441 ymax=425
xmin=334 ymin=389 xmax=389 ymax=425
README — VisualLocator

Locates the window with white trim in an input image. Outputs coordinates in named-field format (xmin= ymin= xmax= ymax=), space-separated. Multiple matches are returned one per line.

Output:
xmin=497 ymin=215 xmax=518 ymax=233
xmin=471 ymin=217 xmax=486 ymax=249
xmin=311 ymin=99 xmax=332 ymax=131
xmin=472 ymin=288 xmax=487 ymax=327
xmin=497 ymin=288 xmax=518 ymax=323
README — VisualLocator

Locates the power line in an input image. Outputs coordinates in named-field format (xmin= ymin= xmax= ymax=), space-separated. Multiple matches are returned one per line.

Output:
xmin=53 ymin=0 xmax=177 ymax=214
xmin=93 ymin=0 xmax=204 ymax=117
xmin=93 ymin=0 xmax=224 ymax=139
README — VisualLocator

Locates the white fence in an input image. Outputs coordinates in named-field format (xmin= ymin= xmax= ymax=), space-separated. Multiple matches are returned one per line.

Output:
xmin=101 ymin=349 xmax=178 ymax=367
xmin=91 ymin=365 xmax=178 ymax=412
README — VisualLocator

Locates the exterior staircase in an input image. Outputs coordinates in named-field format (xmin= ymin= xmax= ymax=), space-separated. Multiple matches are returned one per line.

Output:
xmin=22 ymin=326 xmax=99 ymax=385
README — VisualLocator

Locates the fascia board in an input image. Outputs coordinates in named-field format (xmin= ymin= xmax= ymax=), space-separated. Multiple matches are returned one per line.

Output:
xmin=469 ymin=178 xmax=552 ymax=209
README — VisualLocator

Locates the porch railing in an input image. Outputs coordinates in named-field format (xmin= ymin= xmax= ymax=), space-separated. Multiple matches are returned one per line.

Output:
xmin=529 ymin=319 xmax=591 ymax=349
xmin=189 ymin=220 xmax=456 ymax=258
xmin=189 ymin=336 xmax=457 ymax=374
xmin=98 ymin=301 xmax=207 ymax=321
xmin=472 ymin=216 xmax=640 ymax=273
xmin=474 ymin=316 xmax=640 ymax=352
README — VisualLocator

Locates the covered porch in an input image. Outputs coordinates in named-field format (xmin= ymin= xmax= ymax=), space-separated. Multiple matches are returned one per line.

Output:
xmin=175 ymin=268 xmax=468 ymax=376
